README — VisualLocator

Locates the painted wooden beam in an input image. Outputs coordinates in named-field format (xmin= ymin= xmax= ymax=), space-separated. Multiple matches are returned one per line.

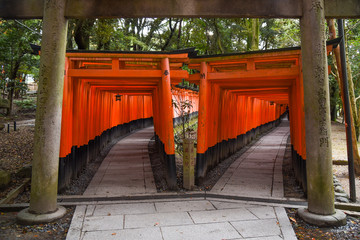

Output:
xmin=208 ymin=66 xmax=300 ymax=81
xmin=0 ymin=0 xmax=359 ymax=19
xmin=67 ymin=69 xmax=188 ymax=79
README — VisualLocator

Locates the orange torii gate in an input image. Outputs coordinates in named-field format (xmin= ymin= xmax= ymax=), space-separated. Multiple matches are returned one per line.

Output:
xmin=188 ymin=41 xmax=339 ymax=189
xmin=58 ymin=49 xmax=197 ymax=190
xmin=44 ymin=40 xmax=338 ymax=197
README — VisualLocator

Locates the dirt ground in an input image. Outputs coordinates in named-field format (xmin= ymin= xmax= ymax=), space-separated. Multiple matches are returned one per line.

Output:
xmin=0 ymin=125 xmax=34 ymax=200
xmin=0 ymin=207 xmax=74 ymax=240
xmin=287 ymin=208 xmax=360 ymax=240
xmin=331 ymin=121 xmax=360 ymax=203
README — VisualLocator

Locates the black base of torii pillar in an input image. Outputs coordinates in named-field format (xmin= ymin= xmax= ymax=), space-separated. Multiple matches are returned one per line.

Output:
xmin=298 ymin=0 xmax=346 ymax=227
xmin=17 ymin=0 xmax=68 ymax=224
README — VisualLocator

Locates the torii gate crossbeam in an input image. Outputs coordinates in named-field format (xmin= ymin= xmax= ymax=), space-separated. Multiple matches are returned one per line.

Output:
xmin=0 ymin=0 xmax=359 ymax=19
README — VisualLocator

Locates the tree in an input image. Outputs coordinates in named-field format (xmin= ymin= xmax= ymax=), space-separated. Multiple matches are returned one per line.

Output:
xmin=246 ymin=19 xmax=260 ymax=51
xmin=0 ymin=20 xmax=41 ymax=115
xmin=73 ymin=19 xmax=95 ymax=50
xmin=327 ymin=19 xmax=360 ymax=174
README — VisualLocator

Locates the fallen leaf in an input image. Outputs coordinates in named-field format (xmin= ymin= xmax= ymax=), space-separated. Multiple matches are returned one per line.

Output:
xmin=112 ymin=233 xmax=116 ymax=235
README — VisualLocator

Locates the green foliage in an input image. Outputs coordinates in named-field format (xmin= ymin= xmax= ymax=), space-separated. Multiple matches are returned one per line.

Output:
xmin=346 ymin=20 xmax=360 ymax=98
xmin=0 ymin=98 xmax=9 ymax=108
xmin=0 ymin=20 xmax=41 ymax=114
xmin=14 ymin=98 xmax=36 ymax=111
xmin=67 ymin=18 xmax=302 ymax=54
xmin=172 ymin=92 xmax=197 ymax=156
xmin=0 ymin=20 xmax=42 ymax=79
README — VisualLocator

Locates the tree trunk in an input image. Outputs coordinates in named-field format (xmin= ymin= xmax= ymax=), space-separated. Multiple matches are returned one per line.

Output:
xmin=74 ymin=19 xmax=94 ymax=50
xmin=6 ymin=59 xmax=21 ymax=116
xmin=246 ymin=19 xmax=260 ymax=51
xmin=161 ymin=18 xmax=179 ymax=51
xmin=327 ymin=19 xmax=360 ymax=175
xmin=213 ymin=19 xmax=224 ymax=54
xmin=6 ymin=81 xmax=14 ymax=116
xmin=177 ymin=19 xmax=183 ymax=49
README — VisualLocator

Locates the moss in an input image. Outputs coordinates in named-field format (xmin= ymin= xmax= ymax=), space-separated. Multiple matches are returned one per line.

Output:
xmin=0 ymin=170 xmax=11 ymax=189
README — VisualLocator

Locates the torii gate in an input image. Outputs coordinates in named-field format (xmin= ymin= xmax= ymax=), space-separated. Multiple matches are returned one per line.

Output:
xmin=1 ymin=0 xmax=359 ymax=226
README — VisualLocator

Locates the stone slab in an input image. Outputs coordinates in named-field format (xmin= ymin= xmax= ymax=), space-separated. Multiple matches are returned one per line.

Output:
xmin=94 ymin=187 xmax=147 ymax=195
xmin=189 ymin=208 xmax=257 ymax=223
xmin=155 ymin=200 xmax=215 ymax=213
xmin=66 ymin=205 xmax=86 ymax=240
xmin=230 ymin=219 xmax=281 ymax=238
xmin=243 ymin=237 xmax=283 ymax=240
xmin=124 ymin=212 xmax=193 ymax=228
xmin=83 ymin=215 xmax=124 ymax=232
xmin=210 ymin=200 xmax=256 ymax=210
xmin=274 ymin=207 xmax=297 ymax=240
xmin=93 ymin=203 xmax=156 ymax=216
xmin=85 ymin=205 xmax=96 ymax=217
xmin=161 ymin=222 xmax=241 ymax=240
xmin=247 ymin=206 xmax=276 ymax=219
xmin=81 ymin=227 xmax=162 ymax=240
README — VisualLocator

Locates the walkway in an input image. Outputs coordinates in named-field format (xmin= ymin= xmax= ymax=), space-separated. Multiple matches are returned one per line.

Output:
xmin=66 ymin=198 xmax=296 ymax=240
xmin=66 ymin=121 xmax=297 ymax=240
xmin=83 ymin=127 xmax=157 ymax=196
xmin=211 ymin=120 xmax=290 ymax=198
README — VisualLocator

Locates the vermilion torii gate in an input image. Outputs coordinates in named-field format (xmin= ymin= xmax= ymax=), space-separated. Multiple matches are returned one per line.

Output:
xmin=189 ymin=41 xmax=337 ymax=194
xmin=58 ymin=50 xmax=194 ymax=191
xmin=2 ymin=0 xmax=359 ymax=227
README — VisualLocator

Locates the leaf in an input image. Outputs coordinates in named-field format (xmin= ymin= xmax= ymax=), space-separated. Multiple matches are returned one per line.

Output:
xmin=290 ymin=217 xmax=297 ymax=223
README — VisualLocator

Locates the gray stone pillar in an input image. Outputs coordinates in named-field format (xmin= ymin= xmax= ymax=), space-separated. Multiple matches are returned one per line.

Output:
xmin=298 ymin=0 xmax=346 ymax=226
xmin=17 ymin=0 xmax=68 ymax=224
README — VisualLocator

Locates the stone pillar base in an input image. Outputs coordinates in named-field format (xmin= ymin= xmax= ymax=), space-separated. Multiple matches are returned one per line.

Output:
xmin=16 ymin=206 xmax=66 ymax=225
xmin=298 ymin=207 xmax=346 ymax=227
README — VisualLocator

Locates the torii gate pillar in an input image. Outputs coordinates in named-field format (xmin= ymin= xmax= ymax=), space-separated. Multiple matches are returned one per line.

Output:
xmin=17 ymin=0 xmax=68 ymax=224
xmin=298 ymin=0 xmax=346 ymax=226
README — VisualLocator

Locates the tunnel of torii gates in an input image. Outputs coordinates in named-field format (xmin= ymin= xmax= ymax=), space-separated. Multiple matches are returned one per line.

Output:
xmin=57 ymin=39 xmax=338 ymax=193
xmin=7 ymin=0 xmax=359 ymax=227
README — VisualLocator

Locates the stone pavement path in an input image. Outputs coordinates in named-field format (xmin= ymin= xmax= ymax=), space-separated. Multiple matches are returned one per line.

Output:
xmin=211 ymin=120 xmax=290 ymax=198
xmin=83 ymin=127 xmax=157 ymax=196
xmin=67 ymin=122 xmax=297 ymax=240
xmin=66 ymin=199 xmax=297 ymax=240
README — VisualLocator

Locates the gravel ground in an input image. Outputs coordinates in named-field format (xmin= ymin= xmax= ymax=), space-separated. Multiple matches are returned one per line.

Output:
xmin=0 ymin=126 xmax=34 ymax=200
xmin=283 ymin=136 xmax=306 ymax=199
xmin=287 ymin=208 xmax=360 ymax=240
xmin=331 ymin=121 xmax=360 ymax=203
xmin=0 ymin=207 xmax=74 ymax=240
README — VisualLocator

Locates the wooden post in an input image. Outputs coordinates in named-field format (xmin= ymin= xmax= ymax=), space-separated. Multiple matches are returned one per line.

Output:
xmin=183 ymin=138 xmax=195 ymax=189
xmin=298 ymin=0 xmax=346 ymax=226
xmin=17 ymin=0 xmax=67 ymax=224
